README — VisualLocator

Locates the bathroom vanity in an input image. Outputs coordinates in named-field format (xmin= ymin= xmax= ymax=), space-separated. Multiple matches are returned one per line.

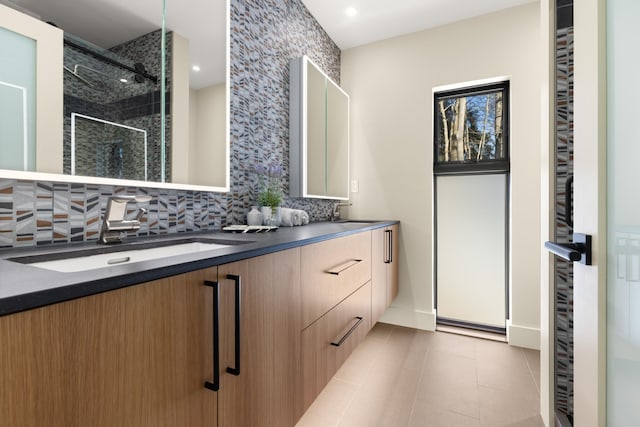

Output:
xmin=0 ymin=221 xmax=398 ymax=427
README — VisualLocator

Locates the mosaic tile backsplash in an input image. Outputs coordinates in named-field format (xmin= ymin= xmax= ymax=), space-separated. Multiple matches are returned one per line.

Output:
xmin=0 ymin=0 xmax=341 ymax=249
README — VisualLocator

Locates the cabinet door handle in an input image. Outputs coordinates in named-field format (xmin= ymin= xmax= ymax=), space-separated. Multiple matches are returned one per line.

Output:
xmin=330 ymin=316 xmax=364 ymax=347
xmin=384 ymin=230 xmax=392 ymax=264
xmin=204 ymin=280 xmax=220 ymax=392
xmin=226 ymin=274 xmax=241 ymax=376
xmin=325 ymin=259 xmax=363 ymax=275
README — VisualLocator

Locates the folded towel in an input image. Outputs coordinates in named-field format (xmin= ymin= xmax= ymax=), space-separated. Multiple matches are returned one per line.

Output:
xmin=292 ymin=210 xmax=302 ymax=226
xmin=277 ymin=208 xmax=309 ymax=226
xmin=300 ymin=210 xmax=309 ymax=225
xmin=280 ymin=208 xmax=295 ymax=227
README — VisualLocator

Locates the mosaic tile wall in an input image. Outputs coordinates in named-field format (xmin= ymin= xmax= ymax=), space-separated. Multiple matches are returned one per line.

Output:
xmin=0 ymin=0 xmax=341 ymax=249
xmin=555 ymin=25 xmax=574 ymax=421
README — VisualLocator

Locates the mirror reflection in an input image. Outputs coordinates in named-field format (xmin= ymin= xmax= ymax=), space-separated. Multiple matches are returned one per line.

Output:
xmin=0 ymin=0 xmax=228 ymax=190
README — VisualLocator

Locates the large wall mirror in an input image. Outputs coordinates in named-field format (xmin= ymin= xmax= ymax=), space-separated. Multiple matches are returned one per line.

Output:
xmin=0 ymin=0 xmax=229 ymax=191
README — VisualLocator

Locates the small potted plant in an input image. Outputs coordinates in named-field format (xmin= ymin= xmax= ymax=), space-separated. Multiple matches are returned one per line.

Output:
xmin=255 ymin=163 xmax=283 ymax=226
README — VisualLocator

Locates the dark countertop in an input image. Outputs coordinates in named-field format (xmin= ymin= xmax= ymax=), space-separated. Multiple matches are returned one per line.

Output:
xmin=0 ymin=220 xmax=398 ymax=317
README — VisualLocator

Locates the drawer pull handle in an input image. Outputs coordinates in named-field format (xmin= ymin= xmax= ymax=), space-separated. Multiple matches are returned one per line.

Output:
xmin=330 ymin=316 xmax=364 ymax=347
xmin=325 ymin=259 xmax=363 ymax=275
xmin=204 ymin=280 xmax=220 ymax=392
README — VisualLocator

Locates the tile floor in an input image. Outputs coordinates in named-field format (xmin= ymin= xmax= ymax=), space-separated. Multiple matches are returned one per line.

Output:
xmin=296 ymin=323 xmax=543 ymax=427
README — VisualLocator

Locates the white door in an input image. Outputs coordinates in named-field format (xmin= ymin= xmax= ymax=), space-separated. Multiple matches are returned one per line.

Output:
xmin=560 ymin=0 xmax=640 ymax=425
xmin=436 ymin=174 xmax=507 ymax=329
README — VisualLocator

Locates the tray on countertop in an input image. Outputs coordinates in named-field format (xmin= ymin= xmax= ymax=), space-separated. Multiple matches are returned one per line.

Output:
xmin=222 ymin=225 xmax=279 ymax=233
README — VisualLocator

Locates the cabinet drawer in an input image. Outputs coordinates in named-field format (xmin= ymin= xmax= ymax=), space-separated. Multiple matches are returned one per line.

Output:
xmin=301 ymin=231 xmax=371 ymax=327
xmin=300 ymin=281 xmax=371 ymax=411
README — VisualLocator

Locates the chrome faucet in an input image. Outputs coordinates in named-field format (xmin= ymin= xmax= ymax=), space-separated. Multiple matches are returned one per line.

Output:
xmin=98 ymin=195 xmax=152 ymax=244
xmin=330 ymin=202 xmax=351 ymax=221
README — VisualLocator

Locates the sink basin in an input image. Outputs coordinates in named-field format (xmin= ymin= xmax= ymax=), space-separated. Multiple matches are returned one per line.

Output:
xmin=9 ymin=237 xmax=248 ymax=273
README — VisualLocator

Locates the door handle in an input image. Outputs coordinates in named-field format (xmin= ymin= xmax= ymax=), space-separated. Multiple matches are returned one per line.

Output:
xmin=545 ymin=233 xmax=592 ymax=265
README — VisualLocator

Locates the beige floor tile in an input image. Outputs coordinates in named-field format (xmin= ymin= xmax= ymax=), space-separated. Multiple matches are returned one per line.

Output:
xmin=409 ymin=401 xmax=480 ymax=427
xmin=476 ymin=365 xmax=539 ymax=397
xmin=338 ymin=363 xmax=422 ymax=427
xmin=422 ymin=349 xmax=478 ymax=387
xmin=417 ymin=351 xmax=480 ymax=419
xmin=428 ymin=331 xmax=478 ymax=359
xmin=296 ymin=378 xmax=358 ymax=427
xmin=475 ymin=340 xmax=530 ymax=374
xmin=334 ymin=334 xmax=393 ymax=384
xmin=477 ymin=385 xmax=540 ymax=426
xmin=368 ymin=322 xmax=396 ymax=342
xmin=300 ymin=326 xmax=542 ymax=427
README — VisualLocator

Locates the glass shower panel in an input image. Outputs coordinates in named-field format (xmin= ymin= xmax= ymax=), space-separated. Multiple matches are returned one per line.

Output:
xmin=607 ymin=0 xmax=640 ymax=425
xmin=0 ymin=27 xmax=36 ymax=171
xmin=71 ymin=113 xmax=147 ymax=181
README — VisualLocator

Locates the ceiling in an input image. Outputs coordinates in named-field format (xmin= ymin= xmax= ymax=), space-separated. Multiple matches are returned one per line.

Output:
xmin=2 ymin=0 xmax=537 ymax=87
xmin=301 ymin=0 xmax=538 ymax=50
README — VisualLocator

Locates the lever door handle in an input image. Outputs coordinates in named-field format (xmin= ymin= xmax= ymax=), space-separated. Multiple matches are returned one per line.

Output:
xmin=545 ymin=233 xmax=592 ymax=265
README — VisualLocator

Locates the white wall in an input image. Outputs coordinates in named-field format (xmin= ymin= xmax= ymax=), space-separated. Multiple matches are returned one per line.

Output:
xmin=341 ymin=3 xmax=542 ymax=349
xmin=188 ymin=84 xmax=226 ymax=187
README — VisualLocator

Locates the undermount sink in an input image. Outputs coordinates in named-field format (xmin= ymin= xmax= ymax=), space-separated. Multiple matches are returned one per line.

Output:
xmin=9 ymin=237 xmax=248 ymax=273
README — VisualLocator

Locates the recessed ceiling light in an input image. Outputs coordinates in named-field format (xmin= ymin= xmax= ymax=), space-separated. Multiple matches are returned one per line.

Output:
xmin=192 ymin=65 xmax=201 ymax=72
xmin=345 ymin=7 xmax=358 ymax=17
xmin=120 ymin=78 xmax=128 ymax=83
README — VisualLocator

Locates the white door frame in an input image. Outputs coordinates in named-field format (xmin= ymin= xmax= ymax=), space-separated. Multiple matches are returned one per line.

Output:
xmin=572 ymin=0 xmax=607 ymax=425
xmin=540 ymin=0 xmax=607 ymax=426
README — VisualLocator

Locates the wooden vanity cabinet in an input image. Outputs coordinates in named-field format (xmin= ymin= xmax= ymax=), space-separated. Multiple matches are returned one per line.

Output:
xmin=217 ymin=248 xmax=302 ymax=427
xmin=301 ymin=282 xmax=371 ymax=410
xmin=0 ymin=248 xmax=302 ymax=427
xmin=0 ymin=267 xmax=218 ymax=427
xmin=300 ymin=231 xmax=371 ymax=329
xmin=371 ymin=224 xmax=399 ymax=324
xmin=299 ymin=231 xmax=373 ymax=413
xmin=0 ymin=225 xmax=396 ymax=427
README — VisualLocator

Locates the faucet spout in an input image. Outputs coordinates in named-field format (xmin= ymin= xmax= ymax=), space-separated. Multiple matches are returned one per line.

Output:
xmin=330 ymin=202 xmax=352 ymax=221
xmin=98 ymin=196 xmax=151 ymax=244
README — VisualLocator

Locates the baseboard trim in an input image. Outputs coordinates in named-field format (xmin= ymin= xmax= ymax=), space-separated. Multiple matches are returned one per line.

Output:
xmin=507 ymin=321 xmax=540 ymax=350
xmin=378 ymin=306 xmax=436 ymax=331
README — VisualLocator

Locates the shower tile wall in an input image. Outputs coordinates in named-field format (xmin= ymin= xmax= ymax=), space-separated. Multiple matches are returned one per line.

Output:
xmin=0 ymin=0 xmax=341 ymax=249
xmin=555 ymin=23 xmax=574 ymax=421
xmin=63 ymin=30 xmax=168 ymax=181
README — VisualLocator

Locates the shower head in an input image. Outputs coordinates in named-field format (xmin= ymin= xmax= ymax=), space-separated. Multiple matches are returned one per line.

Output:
xmin=63 ymin=65 xmax=94 ymax=87
xmin=133 ymin=62 xmax=147 ymax=83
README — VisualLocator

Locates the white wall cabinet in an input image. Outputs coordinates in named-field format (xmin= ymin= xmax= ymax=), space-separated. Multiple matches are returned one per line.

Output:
xmin=289 ymin=56 xmax=349 ymax=200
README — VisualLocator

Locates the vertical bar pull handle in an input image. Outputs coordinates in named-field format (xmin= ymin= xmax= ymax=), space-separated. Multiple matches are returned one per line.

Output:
xmin=384 ymin=230 xmax=392 ymax=264
xmin=204 ymin=280 xmax=220 ymax=391
xmin=226 ymin=274 xmax=241 ymax=376
xmin=389 ymin=229 xmax=393 ymax=263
